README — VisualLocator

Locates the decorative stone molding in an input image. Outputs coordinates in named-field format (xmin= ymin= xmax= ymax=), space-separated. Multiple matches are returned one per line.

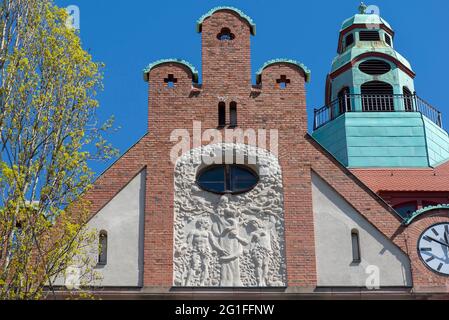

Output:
xmin=173 ymin=144 xmax=286 ymax=287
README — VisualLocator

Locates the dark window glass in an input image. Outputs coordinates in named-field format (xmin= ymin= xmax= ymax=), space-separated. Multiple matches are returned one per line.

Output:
xmin=351 ymin=231 xmax=361 ymax=263
xmin=394 ymin=202 xmax=418 ymax=219
xmin=230 ymin=166 xmax=257 ymax=192
xmin=359 ymin=60 xmax=391 ymax=75
xmin=197 ymin=166 xmax=226 ymax=194
xmin=197 ymin=165 xmax=258 ymax=194
xmin=385 ymin=34 xmax=392 ymax=46
xmin=359 ymin=30 xmax=381 ymax=41
xmin=218 ymin=102 xmax=226 ymax=127
xmin=345 ymin=33 xmax=354 ymax=48
xmin=230 ymin=102 xmax=237 ymax=127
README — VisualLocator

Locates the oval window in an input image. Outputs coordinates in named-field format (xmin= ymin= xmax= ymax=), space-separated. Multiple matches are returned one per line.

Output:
xmin=359 ymin=60 xmax=391 ymax=75
xmin=196 ymin=165 xmax=259 ymax=194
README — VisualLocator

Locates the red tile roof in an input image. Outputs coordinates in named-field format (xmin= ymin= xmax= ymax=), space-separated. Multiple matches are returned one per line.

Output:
xmin=351 ymin=161 xmax=449 ymax=193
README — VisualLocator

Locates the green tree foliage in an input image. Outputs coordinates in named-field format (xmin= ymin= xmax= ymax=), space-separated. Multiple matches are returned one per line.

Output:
xmin=0 ymin=0 xmax=117 ymax=299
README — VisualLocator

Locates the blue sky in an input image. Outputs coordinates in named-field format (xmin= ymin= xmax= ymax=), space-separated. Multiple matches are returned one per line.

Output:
xmin=56 ymin=0 xmax=449 ymax=175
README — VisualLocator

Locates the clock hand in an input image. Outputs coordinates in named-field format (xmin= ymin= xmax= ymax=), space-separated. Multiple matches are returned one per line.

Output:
xmin=445 ymin=232 xmax=449 ymax=246
xmin=427 ymin=236 xmax=449 ymax=248
xmin=443 ymin=232 xmax=449 ymax=260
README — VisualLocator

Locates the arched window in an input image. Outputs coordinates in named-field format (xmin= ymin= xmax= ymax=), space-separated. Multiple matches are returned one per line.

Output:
xmin=338 ymin=87 xmax=351 ymax=114
xmin=394 ymin=202 xmax=418 ymax=219
xmin=230 ymin=102 xmax=238 ymax=127
xmin=403 ymin=87 xmax=414 ymax=112
xmin=351 ymin=230 xmax=361 ymax=263
xmin=361 ymin=81 xmax=394 ymax=111
xmin=98 ymin=230 xmax=108 ymax=266
xmin=197 ymin=165 xmax=259 ymax=195
xmin=218 ymin=102 xmax=226 ymax=127
xmin=217 ymin=28 xmax=235 ymax=41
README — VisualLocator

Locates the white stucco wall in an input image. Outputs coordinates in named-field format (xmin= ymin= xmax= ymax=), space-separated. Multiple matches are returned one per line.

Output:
xmin=312 ymin=172 xmax=412 ymax=287
xmin=87 ymin=170 xmax=146 ymax=287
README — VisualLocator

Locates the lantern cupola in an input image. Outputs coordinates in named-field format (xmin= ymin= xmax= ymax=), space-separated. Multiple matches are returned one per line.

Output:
xmin=312 ymin=4 xmax=449 ymax=168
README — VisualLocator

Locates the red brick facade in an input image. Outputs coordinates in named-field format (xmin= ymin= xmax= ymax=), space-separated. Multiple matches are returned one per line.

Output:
xmin=81 ymin=8 xmax=449 ymax=297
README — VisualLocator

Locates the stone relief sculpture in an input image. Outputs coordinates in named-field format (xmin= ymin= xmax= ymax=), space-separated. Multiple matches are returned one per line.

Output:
xmin=248 ymin=218 xmax=273 ymax=287
xmin=173 ymin=144 xmax=286 ymax=288
xmin=184 ymin=218 xmax=228 ymax=286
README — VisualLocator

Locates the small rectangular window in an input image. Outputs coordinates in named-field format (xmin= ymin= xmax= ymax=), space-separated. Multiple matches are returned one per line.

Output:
xmin=385 ymin=34 xmax=392 ymax=46
xmin=359 ymin=31 xmax=381 ymax=41
xmin=351 ymin=231 xmax=361 ymax=263
xmin=345 ymin=34 xmax=354 ymax=48
xmin=218 ymin=103 xmax=226 ymax=127
xmin=230 ymin=102 xmax=237 ymax=127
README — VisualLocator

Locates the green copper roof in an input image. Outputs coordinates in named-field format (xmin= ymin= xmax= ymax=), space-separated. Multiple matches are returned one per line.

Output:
xmin=197 ymin=6 xmax=256 ymax=35
xmin=403 ymin=204 xmax=449 ymax=226
xmin=143 ymin=59 xmax=199 ymax=82
xmin=341 ymin=14 xmax=393 ymax=32
xmin=256 ymin=59 xmax=311 ymax=83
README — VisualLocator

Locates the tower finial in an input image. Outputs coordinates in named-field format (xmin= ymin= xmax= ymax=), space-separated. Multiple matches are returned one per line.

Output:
xmin=359 ymin=2 xmax=368 ymax=14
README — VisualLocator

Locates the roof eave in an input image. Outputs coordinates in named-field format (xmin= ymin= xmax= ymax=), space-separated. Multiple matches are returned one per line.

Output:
xmin=256 ymin=59 xmax=311 ymax=84
xmin=196 ymin=6 xmax=256 ymax=36
xmin=143 ymin=59 xmax=199 ymax=83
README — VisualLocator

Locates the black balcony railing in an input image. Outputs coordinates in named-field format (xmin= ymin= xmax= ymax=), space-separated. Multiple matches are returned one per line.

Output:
xmin=314 ymin=94 xmax=443 ymax=130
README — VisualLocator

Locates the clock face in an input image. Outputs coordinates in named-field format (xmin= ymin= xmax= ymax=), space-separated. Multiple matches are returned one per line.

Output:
xmin=418 ymin=223 xmax=449 ymax=276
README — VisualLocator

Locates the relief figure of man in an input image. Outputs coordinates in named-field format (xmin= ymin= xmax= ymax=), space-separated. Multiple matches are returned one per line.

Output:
xmin=184 ymin=217 xmax=228 ymax=286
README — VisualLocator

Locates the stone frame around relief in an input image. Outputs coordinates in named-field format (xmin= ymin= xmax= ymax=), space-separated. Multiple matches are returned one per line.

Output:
xmin=173 ymin=143 xmax=287 ymax=288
